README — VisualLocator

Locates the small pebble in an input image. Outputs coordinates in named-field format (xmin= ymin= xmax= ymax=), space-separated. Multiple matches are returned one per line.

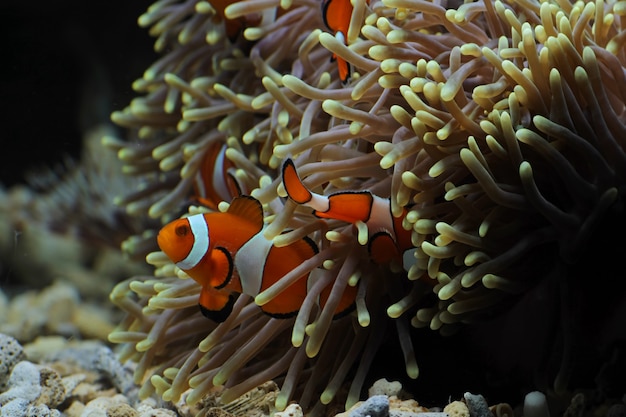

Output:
xmin=275 ymin=403 xmax=304 ymax=417
xmin=464 ymin=392 xmax=492 ymax=417
xmin=0 ymin=361 xmax=42 ymax=404
xmin=0 ymin=334 xmax=26 ymax=391
xmin=523 ymin=392 xmax=549 ymax=417
xmin=369 ymin=379 xmax=402 ymax=398
xmin=35 ymin=367 xmax=65 ymax=408
xmin=350 ymin=395 xmax=390 ymax=417
xmin=445 ymin=401 xmax=470 ymax=417
xmin=26 ymin=404 xmax=61 ymax=417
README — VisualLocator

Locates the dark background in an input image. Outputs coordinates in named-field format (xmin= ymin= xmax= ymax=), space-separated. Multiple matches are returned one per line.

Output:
xmin=2 ymin=1 xmax=625 ymax=413
xmin=0 ymin=1 xmax=157 ymax=187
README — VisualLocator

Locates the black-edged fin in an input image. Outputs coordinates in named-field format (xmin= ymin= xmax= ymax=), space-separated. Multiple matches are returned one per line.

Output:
xmin=368 ymin=231 xmax=399 ymax=265
xmin=321 ymin=0 xmax=332 ymax=30
xmin=282 ymin=158 xmax=313 ymax=204
xmin=262 ymin=308 xmax=299 ymax=319
xmin=227 ymin=195 xmax=264 ymax=232
xmin=211 ymin=247 xmax=234 ymax=290
xmin=226 ymin=172 xmax=243 ymax=197
xmin=198 ymin=286 xmax=236 ymax=322
xmin=302 ymin=234 xmax=319 ymax=255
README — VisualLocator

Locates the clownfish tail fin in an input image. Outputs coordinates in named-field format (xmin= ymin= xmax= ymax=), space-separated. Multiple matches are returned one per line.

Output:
xmin=282 ymin=158 xmax=313 ymax=204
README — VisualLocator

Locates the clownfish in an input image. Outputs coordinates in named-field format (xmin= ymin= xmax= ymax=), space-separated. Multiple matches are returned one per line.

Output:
xmin=192 ymin=142 xmax=244 ymax=210
xmin=321 ymin=0 xmax=354 ymax=83
xmin=158 ymin=195 xmax=354 ymax=321
xmin=282 ymin=158 xmax=416 ymax=271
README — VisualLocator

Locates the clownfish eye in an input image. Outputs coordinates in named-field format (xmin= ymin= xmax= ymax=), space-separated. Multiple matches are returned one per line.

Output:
xmin=175 ymin=225 xmax=189 ymax=237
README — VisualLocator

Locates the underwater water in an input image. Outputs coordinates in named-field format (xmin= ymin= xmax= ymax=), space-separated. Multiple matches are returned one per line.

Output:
xmin=1 ymin=0 xmax=626 ymax=416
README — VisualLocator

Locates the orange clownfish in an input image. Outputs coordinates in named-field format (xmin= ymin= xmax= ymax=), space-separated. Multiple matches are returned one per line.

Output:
xmin=158 ymin=195 xmax=324 ymax=321
xmin=322 ymin=0 xmax=354 ymax=83
xmin=192 ymin=142 xmax=244 ymax=210
xmin=282 ymin=158 xmax=416 ymax=271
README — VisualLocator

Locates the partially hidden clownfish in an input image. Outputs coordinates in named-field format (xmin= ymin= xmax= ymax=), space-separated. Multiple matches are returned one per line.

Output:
xmin=282 ymin=158 xmax=416 ymax=271
xmin=321 ymin=0 xmax=355 ymax=83
xmin=157 ymin=195 xmax=355 ymax=321
xmin=209 ymin=0 xmax=261 ymax=41
xmin=192 ymin=141 xmax=244 ymax=210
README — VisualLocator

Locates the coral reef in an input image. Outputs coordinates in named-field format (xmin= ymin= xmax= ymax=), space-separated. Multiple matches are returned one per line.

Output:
xmin=105 ymin=0 xmax=626 ymax=413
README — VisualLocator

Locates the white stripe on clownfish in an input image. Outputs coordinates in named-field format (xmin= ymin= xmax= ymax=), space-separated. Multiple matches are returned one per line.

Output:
xmin=234 ymin=228 xmax=273 ymax=297
xmin=175 ymin=214 xmax=210 ymax=271
xmin=176 ymin=213 xmax=273 ymax=296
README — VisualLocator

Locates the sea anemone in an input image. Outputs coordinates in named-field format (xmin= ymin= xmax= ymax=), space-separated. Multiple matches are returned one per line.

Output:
xmin=108 ymin=0 xmax=626 ymax=413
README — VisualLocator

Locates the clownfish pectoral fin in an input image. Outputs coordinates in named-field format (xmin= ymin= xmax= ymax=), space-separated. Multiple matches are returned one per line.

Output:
xmin=226 ymin=195 xmax=264 ymax=232
xmin=282 ymin=158 xmax=313 ymax=204
xmin=198 ymin=285 xmax=236 ymax=322
xmin=368 ymin=231 xmax=400 ymax=265
xmin=208 ymin=246 xmax=234 ymax=289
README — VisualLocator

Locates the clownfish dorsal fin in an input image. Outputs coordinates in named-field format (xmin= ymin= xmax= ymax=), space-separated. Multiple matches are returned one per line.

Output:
xmin=227 ymin=195 xmax=264 ymax=232
xmin=282 ymin=158 xmax=313 ymax=204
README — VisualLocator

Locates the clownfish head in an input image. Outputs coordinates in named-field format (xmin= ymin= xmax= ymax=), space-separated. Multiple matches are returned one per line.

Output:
xmin=157 ymin=215 xmax=211 ymax=272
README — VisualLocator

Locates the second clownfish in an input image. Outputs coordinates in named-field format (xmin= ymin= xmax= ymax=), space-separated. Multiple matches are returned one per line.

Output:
xmin=157 ymin=195 xmax=356 ymax=321
xmin=192 ymin=141 xmax=244 ymax=210
xmin=321 ymin=0 xmax=354 ymax=83
xmin=282 ymin=158 xmax=416 ymax=271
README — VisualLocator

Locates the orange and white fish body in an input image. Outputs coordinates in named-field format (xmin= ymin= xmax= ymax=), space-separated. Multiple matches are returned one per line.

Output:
xmin=321 ymin=0 xmax=354 ymax=82
xmin=192 ymin=142 xmax=245 ymax=210
xmin=282 ymin=159 xmax=416 ymax=271
xmin=157 ymin=195 xmax=321 ymax=321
